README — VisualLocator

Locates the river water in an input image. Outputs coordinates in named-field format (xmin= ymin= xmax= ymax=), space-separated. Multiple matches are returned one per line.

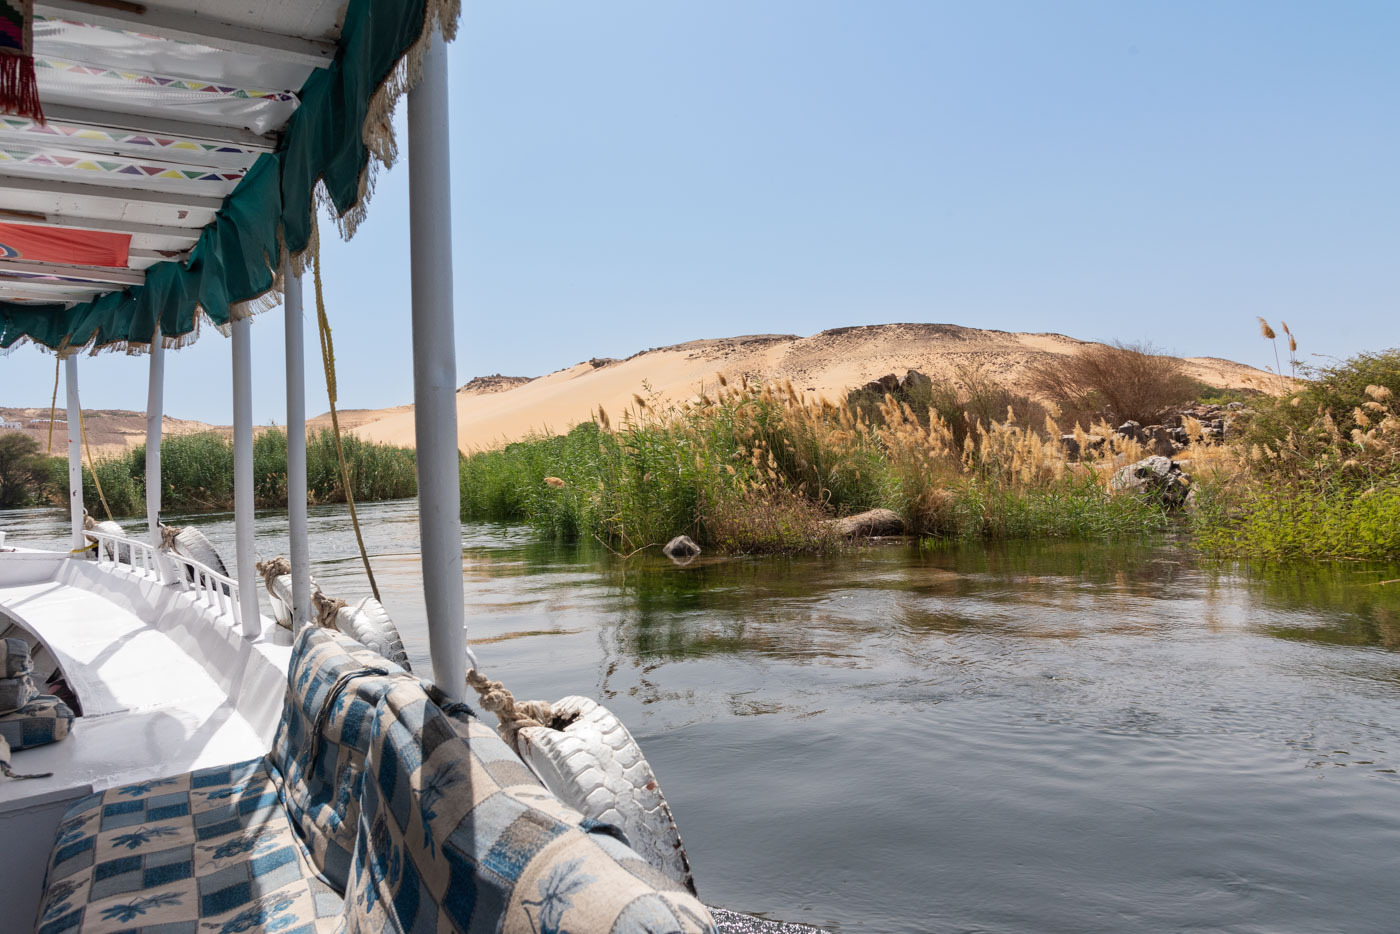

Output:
xmin=5 ymin=500 xmax=1400 ymax=934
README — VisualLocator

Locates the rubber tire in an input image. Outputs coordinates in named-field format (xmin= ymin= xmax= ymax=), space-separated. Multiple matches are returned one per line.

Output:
xmin=517 ymin=696 xmax=696 ymax=893
xmin=267 ymin=573 xmax=295 ymax=629
xmin=335 ymin=597 xmax=411 ymax=671
xmin=88 ymin=520 xmax=128 ymax=562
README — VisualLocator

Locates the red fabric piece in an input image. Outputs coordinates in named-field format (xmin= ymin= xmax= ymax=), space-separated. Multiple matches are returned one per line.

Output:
xmin=0 ymin=223 xmax=131 ymax=268
xmin=0 ymin=53 xmax=43 ymax=122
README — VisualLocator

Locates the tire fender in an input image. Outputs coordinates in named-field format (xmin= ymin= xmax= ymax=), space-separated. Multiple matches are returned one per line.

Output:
xmin=515 ymin=696 xmax=696 ymax=894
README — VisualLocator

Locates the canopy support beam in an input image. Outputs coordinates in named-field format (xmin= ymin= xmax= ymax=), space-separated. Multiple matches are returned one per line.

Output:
xmin=39 ymin=104 xmax=278 ymax=152
xmin=0 ymin=173 xmax=225 ymax=212
xmin=408 ymin=31 xmax=468 ymax=698
xmin=64 ymin=355 xmax=84 ymax=553
xmin=35 ymin=1 xmax=337 ymax=69
xmin=231 ymin=316 xmax=259 ymax=638
xmin=283 ymin=260 xmax=311 ymax=630
xmin=0 ymin=259 xmax=145 ymax=286
xmin=0 ymin=210 xmax=202 ymax=243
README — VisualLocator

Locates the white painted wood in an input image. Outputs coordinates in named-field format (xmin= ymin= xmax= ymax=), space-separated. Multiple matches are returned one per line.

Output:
xmin=408 ymin=32 xmax=469 ymax=700
xmin=0 ymin=210 xmax=203 ymax=243
xmin=64 ymin=356 xmax=84 ymax=553
xmin=0 ymin=258 xmax=143 ymax=286
xmin=283 ymin=259 xmax=311 ymax=630
xmin=36 ymin=0 xmax=337 ymax=68
xmin=41 ymin=103 xmax=278 ymax=151
xmin=0 ymin=173 xmax=226 ymax=212
xmin=231 ymin=317 xmax=259 ymax=638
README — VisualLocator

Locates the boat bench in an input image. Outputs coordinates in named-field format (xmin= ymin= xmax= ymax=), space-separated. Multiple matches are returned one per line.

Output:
xmin=32 ymin=627 xmax=715 ymax=934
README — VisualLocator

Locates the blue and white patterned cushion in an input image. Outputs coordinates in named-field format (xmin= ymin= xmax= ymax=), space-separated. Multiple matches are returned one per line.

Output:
xmin=270 ymin=626 xmax=415 ymax=894
xmin=0 ymin=673 xmax=39 ymax=712
xmin=1 ymin=636 xmax=33 ymax=678
xmin=34 ymin=757 xmax=342 ymax=934
xmin=342 ymin=681 xmax=717 ymax=934
xmin=0 ymin=693 xmax=73 ymax=749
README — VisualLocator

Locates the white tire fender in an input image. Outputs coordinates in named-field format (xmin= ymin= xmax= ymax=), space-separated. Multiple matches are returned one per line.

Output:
xmin=515 ymin=696 xmax=696 ymax=894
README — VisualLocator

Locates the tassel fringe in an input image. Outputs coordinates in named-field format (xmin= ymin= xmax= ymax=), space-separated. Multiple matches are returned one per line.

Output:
xmin=0 ymin=54 xmax=44 ymax=123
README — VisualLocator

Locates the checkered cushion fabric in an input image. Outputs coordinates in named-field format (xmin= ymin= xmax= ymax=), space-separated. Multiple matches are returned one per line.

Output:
xmin=343 ymin=681 xmax=717 ymax=934
xmin=271 ymin=626 xmax=416 ymax=894
xmin=34 ymin=756 xmax=342 ymax=934
xmin=0 ymin=693 xmax=73 ymax=749
xmin=2 ymin=635 xmax=33 ymax=677
xmin=0 ymin=672 xmax=38 ymax=711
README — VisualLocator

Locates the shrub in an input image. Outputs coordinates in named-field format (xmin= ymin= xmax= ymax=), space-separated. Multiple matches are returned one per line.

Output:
xmin=0 ymin=433 xmax=49 ymax=507
xmin=1027 ymin=341 xmax=1198 ymax=428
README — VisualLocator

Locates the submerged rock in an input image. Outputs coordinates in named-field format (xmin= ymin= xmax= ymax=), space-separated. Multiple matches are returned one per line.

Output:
xmin=1109 ymin=455 xmax=1191 ymax=509
xmin=662 ymin=535 xmax=702 ymax=559
xmin=832 ymin=508 xmax=906 ymax=538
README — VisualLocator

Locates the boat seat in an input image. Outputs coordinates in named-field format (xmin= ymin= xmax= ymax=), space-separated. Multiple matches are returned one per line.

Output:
xmin=33 ymin=627 xmax=717 ymax=933
xmin=33 ymin=756 xmax=342 ymax=934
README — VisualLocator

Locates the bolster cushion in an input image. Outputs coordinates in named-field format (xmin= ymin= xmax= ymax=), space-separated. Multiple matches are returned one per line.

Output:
xmin=342 ymin=680 xmax=717 ymax=934
xmin=0 ymin=693 xmax=74 ymax=750
xmin=1 ymin=636 xmax=33 ymax=678
xmin=270 ymin=626 xmax=415 ymax=894
xmin=0 ymin=673 xmax=38 ymax=712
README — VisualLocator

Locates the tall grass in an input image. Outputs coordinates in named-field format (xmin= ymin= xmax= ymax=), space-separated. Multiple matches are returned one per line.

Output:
xmin=1193 ymin=347 xmax=1400 ymax=561
xmin=460 ymin=378 xmax=1173 ymax=554
xmin=66 ymin=428 xmax=417 ymax=518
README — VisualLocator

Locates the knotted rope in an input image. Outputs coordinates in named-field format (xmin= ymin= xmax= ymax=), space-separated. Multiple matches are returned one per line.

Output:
xmin=311 ymin=588 xmax=348 ymax=631
xmin=465 ymin=669 xmax=556 ymax=751
xmin=256 ymin=556 xmax=292 ymax=600
xmin=159 ymin=524 xmax=182 ymax=551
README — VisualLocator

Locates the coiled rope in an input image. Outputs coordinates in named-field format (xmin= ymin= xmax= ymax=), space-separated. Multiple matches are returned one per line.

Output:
xmin=309 ymin=220 xmax=381 ymax=602
xmin=464 ymin=669 xmax=556 ymax=750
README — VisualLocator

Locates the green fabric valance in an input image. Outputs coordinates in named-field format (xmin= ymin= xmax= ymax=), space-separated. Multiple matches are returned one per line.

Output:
xmin=0 ymin=0 xmax=452 ymax=355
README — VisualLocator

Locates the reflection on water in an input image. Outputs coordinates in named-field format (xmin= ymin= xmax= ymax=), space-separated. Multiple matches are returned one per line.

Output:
xmin=5 ymin=503 xmax=1400 ymax=933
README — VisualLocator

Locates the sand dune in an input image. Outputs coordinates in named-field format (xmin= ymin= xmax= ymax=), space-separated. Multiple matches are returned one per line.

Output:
xmin=351 ymin=323 xmax=1277 ymax=452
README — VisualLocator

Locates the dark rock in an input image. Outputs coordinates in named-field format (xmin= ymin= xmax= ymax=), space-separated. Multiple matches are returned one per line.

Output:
xmin=833 ymin=508 xmax=906 ymax=538
xmin=662 ymin=535 xmax=702 ymax=559
xmin=1115 ymin=420 xmax=1146 ymax=443
xmin=1109 ymin=456 xmax=1192 ymax=509
xmin=1061 ymin=434 xmax=1081 ymax=461
xmin=1143 ymin=425 xmax=1176 ymax=457
xmin=901 ymin=369 xmax=933 ymax=396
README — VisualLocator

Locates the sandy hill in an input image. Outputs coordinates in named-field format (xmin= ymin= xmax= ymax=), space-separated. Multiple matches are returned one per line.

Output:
xmin=350 ymin=323 xmax=1276 ymax=453
xmin=0 ymin=407 xmax=223 ymax=459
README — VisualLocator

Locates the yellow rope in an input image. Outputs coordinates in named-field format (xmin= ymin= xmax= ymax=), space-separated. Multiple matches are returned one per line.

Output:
xmin=77 ymin=401 xmax=114 ymax=523
xmin=46 ymin=355 xmax=59 ymax=454
xmin=309 ymin=221 xmax=381 ymax=602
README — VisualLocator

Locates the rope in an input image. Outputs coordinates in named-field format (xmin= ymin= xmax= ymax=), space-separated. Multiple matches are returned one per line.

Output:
xmin=309 ymin=220 xmax=381 ymax=602
xmin=69 ymin=540 xmax=98 ymax=555
xmin=159 ymin=524 xmax=181 ymax=551
xmin=45 ymin=355 xmax=59 ymax=454
xmin=465 ymin=669 xmax=556 ymax=751
xmin=255 ymin=556 xmax=292 ymax=600
xmin=0 ymin=760 xmax=53 ymax=780
xmin=311 ymin=588 xmax=348 ymax=630
xmin=76 ymin=401 xmax=113 ymax=522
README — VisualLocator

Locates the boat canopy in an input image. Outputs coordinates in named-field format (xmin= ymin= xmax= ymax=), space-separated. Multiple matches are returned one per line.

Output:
xmin=0 ymin=0 xmax=456 ymax=355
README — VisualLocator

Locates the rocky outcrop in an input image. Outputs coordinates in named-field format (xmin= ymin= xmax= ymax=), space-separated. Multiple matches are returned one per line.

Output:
xmin=1061 ymin=403 xmax=1250 ymax=461
xmin=1109 ymin=456 xmax=1192 ymax=509
xmin=831 ymin=508 xmax=906 ymax=538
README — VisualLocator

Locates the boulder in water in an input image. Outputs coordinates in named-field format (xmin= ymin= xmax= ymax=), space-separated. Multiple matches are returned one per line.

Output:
xmin=662 ymin=535 xmax=702 ymax=559
xmin=833 ymin=508 xmax=906 ymax=538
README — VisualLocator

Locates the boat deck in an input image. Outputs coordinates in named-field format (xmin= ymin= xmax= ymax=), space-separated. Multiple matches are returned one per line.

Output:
xmin=0 ymin=579 xmax=273 ymax=803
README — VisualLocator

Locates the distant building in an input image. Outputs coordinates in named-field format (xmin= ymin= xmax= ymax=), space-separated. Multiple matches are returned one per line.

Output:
xmin=0 ymin=419 xmax=21 ymax=430
xmin=28 ymin=417 xmax=66 ymax=428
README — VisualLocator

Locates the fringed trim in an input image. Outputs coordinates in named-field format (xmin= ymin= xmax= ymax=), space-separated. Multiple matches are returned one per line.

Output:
xmin=0 ymin=54 xmax=45 ymax=124
xmin=327 ymin=0 xmax=461 ymax=241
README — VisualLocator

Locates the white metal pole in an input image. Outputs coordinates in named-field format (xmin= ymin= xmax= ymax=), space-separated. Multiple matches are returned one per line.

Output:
xmin=64 ymin=355 xmax=85 ymax=553
xmin=408 ymin=31 xmax=468 ymax=699
xmin=283 ymin=259 xmax=311 ymax=629
xmin=145 ymin=328 xmax=165 ymax=543
xmin=231 ymin=316 xmax=260 ymax=637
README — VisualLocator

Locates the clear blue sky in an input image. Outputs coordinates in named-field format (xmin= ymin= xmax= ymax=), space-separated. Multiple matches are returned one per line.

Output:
xmin=7 ymin=0 xmax=1398 ymax=425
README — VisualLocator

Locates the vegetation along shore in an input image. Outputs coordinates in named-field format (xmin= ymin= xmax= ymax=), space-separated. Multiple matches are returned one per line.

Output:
xmin=3 ymin=334 xmax=1396 ymax=563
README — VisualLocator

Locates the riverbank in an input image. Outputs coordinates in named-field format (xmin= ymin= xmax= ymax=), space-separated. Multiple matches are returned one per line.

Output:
xmin=459 ymin=346 xmax=1400 ymax=561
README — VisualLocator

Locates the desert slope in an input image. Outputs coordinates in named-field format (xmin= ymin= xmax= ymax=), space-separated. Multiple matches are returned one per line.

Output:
xmin=351 ymin=323 xmax=1276 ymax=453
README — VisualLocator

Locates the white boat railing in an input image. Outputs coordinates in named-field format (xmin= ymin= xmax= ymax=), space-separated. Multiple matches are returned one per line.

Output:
xmin=82 ymin=528 xmax=242 ymax=623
